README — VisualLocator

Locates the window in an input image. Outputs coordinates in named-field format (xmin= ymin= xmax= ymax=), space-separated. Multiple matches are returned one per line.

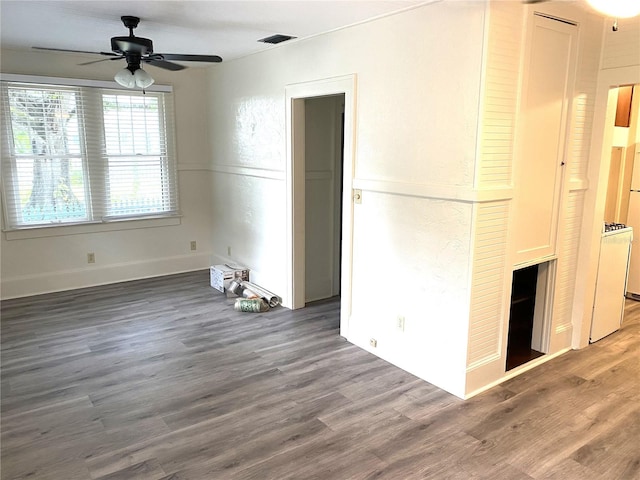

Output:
xmin=0 ymin=77 xmax=178 ymax=230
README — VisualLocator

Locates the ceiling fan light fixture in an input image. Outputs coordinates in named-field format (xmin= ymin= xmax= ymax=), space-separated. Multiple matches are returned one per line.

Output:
xmin=114 ymin=66 xmax=154 ymax=89
xmin=134 ymin=68 xmax=154 ymax=88
xmin=114 ymin=67 xmax=136 ymax=88
xmin=585 ymin=0 xmax=640 ymax=18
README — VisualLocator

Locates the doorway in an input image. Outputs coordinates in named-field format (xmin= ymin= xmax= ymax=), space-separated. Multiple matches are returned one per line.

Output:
xmin=603 ymin=85 xmax=638 ymax=227
xmin=576 ymin=69 xmax=640 ymax=347
xmin=602 ymin=84 xmax=640 ymax=299
xmin=303 ymin=95 xmax=344 ymax=303
xmin=285 ymin=75 xmax=356 ymax=336
xmin=506 ymin=262 xmax=553 ymax=371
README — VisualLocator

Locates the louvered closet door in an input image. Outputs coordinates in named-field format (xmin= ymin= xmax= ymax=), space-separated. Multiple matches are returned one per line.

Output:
xmin=512 ymin=14 xmax=577 ymax=266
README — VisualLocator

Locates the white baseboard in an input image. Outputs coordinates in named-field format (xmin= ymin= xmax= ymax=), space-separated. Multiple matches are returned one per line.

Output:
xmin=1 ymin=253 xmax=211 ymax=300
xmin=463 ymin=347 xmax=572 ymax=399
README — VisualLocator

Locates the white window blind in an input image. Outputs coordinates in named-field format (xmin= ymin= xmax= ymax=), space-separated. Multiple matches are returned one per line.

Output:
xmin=1 ymin=79 xmax=178 ymax=230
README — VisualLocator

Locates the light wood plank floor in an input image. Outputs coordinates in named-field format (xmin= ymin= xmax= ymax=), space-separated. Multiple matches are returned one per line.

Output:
xmin=1 ymin=271 xmax=638 ymax=479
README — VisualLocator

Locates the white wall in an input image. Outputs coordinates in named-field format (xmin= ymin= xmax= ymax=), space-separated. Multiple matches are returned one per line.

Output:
xmin=206 ymin=1 xmax=486 ymax=397
xmin=0 ymin=49 xmax=214 ymax=298
xmin=204 ymin=0 xmax=612 ymax=398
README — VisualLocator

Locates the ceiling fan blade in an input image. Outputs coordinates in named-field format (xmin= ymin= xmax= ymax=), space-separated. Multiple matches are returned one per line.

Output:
xmin=143 ymin=58 xmax=186 ymax=71
xmin=156 ymin=54 xmax=223 ymax=63
xmin=33 ymin=46 xmax=119 ymax=56
xmin=78 ymin=57 xmax=124 ymax=66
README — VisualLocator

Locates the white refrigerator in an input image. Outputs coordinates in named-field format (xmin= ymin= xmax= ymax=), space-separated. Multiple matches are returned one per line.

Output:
xmin=627 ymin=147 xmax=640 ymax=298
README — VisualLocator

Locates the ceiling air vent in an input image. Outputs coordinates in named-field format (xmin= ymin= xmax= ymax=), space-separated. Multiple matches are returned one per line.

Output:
xmin=258 ymin=34 xmax=296 ymax=45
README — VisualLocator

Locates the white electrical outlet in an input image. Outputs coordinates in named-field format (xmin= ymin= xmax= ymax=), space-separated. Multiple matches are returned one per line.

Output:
xmin=190 ymin=241 xmax=197 ymax=251
xmin=397 ymin=315 xmax=405 ymax=332
xmin=369 ymin=338 xmax=378 ymax=348
xmin=87 ymin=253 xmax=95 ymax=264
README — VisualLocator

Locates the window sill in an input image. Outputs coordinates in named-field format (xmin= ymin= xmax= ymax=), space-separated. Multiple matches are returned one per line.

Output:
xmin=3 ymin=215 xmax=182 ymax=240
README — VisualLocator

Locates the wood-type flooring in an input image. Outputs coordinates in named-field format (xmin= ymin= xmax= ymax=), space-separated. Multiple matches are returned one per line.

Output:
xmin=1 ymin=271 xmax=639 ymax=479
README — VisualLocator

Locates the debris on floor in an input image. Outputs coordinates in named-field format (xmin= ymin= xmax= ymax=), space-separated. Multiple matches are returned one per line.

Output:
xmin=234 ymin=298 xmax=269 ymax=313
xmin=210 ymin=264 xmax=250 ymax=293
xmin=241 ymin=281 xmax=281 ymax=307
xmin=226 ymin=279 xmax=281 ymax=313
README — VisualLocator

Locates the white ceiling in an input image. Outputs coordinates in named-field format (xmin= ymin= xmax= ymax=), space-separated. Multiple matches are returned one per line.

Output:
xmin=0 ymin=0 xmax=426 ymax=65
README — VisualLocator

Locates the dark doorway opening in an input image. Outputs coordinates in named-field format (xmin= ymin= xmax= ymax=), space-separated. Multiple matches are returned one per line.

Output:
xmin=507 ymin=264 xmax=546 ymax=370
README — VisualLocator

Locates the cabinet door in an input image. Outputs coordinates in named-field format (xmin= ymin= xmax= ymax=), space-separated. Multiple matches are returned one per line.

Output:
xmin=512 ymin=14 xmax=577 ymax=265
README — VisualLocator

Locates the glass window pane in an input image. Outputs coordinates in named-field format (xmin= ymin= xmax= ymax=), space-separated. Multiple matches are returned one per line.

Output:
xmin=14 ymin=157 xmax=88 ymax=223
xmin=7 ymin=86 xmax=89 ymax=224
xmin=103 ymin=94 xmax=161 ymax=156
xmin=106 ymin=156 xmax=167 ymax=216
xmin=102 ymin=92 xmax=169 ymax=218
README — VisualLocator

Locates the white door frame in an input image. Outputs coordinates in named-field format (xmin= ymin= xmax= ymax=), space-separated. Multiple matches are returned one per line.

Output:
xmin=285 ymin=75 xmax=356 ymax=336
xmin=574 ymin=65 xmax=640 ymax=348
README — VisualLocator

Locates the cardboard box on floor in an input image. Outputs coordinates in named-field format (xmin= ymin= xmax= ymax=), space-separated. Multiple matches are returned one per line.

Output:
xmin=210 ymin=264 xmax=250 ymax=293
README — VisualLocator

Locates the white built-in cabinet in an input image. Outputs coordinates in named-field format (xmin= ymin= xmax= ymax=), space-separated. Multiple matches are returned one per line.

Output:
xmin=512 ymin=14 xmax=578 ymax=266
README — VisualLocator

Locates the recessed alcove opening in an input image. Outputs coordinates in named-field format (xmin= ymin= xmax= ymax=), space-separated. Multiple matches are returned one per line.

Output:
xmin=507 ymin=262 xmax=552 ymax=371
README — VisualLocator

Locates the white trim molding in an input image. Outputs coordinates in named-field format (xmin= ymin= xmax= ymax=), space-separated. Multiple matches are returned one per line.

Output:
xmin=210 ymin=164 xmax=285 ymax=181
xmin=352 ymin=178 xmax=514 ymax=203
xmin=285 ymin=74 xmax=357 ymax=342
xmin=0 ymin=73 xmax=172 ymax=92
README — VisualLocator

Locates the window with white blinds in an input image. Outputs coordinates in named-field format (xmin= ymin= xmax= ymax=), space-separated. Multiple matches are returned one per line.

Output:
xmin=0 ymin=78 xmax=178 ymax=230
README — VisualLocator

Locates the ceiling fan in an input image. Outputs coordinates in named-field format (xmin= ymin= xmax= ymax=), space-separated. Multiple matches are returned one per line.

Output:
xmin=33 ymin=16 xmax=222 ymax=89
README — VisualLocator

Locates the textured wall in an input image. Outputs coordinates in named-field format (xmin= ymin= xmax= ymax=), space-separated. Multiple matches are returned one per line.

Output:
xmin=206 ymin=1 xmax=487 ymax=397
